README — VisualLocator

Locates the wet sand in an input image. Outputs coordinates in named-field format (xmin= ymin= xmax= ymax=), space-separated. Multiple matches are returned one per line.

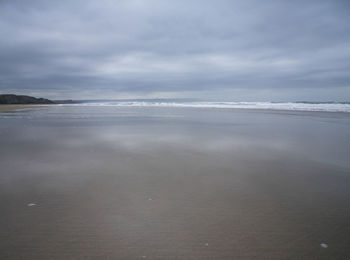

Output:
xmin=0 ymin=106 xmax=350 ymax=259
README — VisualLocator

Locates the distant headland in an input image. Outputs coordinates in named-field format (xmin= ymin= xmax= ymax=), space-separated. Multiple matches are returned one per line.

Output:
xmin=0 ymin=94 xmax=54 ymax=104
xmin=0 ymin=94 xmax=76 ymax=105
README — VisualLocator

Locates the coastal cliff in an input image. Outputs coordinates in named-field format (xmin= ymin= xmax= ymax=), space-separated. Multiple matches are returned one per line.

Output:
xmin=0 ymin=94 xmax=54 ymax=104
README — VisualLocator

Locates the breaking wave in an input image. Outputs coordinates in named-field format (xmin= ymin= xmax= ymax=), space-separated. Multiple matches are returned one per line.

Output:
xmin=60 ymin=101 xmax=350 ymax=112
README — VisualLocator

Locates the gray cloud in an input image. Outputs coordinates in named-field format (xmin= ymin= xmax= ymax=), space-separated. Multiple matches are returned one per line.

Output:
xmin=0 ymin=0 xmax=349 ymax=100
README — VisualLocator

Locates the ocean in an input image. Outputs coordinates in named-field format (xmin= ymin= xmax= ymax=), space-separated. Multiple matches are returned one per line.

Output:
xmin=57 ymin=100 xmax=350 ymax=113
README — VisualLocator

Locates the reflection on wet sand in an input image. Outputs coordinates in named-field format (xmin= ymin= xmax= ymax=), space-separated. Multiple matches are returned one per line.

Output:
xmin=0 ymin=106 xmax=350 ymax=259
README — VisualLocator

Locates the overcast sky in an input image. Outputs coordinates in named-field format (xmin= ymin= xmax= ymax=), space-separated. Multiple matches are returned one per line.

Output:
xmin=0 ymin=0 xmax=349 ymax=100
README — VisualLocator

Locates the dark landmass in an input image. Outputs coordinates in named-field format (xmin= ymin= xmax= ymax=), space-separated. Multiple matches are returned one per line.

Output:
xmin=0 ymin=94 xmax=54 ymax=104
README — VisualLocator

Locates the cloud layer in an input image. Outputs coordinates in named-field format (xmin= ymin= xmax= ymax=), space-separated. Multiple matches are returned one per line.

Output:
xmin=1 ymin=0 xmax=349 ymax=100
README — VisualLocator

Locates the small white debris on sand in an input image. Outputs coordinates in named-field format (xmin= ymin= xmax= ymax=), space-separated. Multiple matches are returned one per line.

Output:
xmin=27 ymin=203 xmax=36 ymax=207
xmin=141 ymin=256 xmax=146 ymax=258
xmin=148 ymin=198 xmax=152 ymax=201
xmin=205 ymin=243 xmax=209 ymax=246
xmin=320 ymin=243 xmax=328 ymax=248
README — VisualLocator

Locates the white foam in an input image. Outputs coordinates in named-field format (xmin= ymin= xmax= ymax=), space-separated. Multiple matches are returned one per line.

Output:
xmin=59 ymin=101 xmax=350 ymax=112
xmin=320 ymin=243 xmax=328 ymax=248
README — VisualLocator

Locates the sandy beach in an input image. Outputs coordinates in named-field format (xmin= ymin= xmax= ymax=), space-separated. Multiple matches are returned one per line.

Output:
xmin=0 ymin=106 xmax=349 ymax=259
xmin=0 ymin=105 xmax=48 ymax=112
xmin=1 ymin=0 xmax=349 ymax=258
